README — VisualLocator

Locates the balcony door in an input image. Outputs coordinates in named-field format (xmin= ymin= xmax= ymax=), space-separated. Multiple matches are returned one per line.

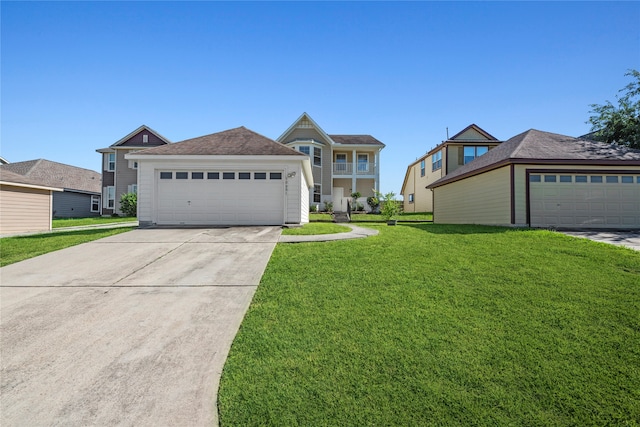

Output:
xmin=357 ymin=154 xmax=369 ymax=173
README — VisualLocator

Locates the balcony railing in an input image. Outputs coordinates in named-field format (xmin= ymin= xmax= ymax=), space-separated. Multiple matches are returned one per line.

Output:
xmin=333 ymin=163 xmax=377 ymax=175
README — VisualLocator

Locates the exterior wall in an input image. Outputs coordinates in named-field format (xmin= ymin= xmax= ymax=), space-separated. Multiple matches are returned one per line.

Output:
xmin=119 ymin=130 xmax=167 ymax=147
xmin=114 ymin=149 xmax=138 ymax=215
xmin=513 ymin=164 xmax=640 ymax=226
xmin=402 ymin=155 xmax=443 ymax=213
xmin=322 ymin=145 xmax=331 ymax=196
xmin=101 ymin=153 xmax=115 ymax=215
xmin=300 ymin=173 xmax=310 ymax=224
xmin=136 ymin=158 xmax=308 ymax=226
xmin=53 ymin=191 xmax=99 ymax=218
xmin=355 ymin=179 xmax=375 ymax=198
xmin=433 ymin=166 xmax=511 ymax=225
xmin=0 ymin=185 xmax=52 ymax=234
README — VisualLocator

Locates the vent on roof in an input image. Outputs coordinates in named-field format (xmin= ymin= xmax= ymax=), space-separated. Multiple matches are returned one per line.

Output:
xmin=298 ymin=118 xmax=312 ymax=128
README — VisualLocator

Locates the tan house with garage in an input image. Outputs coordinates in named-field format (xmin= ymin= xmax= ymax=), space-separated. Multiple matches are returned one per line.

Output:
xmin=0 ymin=169 xmax=62 ymax=235
xmin=277 ymin=113 xmax=385 ymax=212
xmin=401 ymin=124 xmax=502 ymax=212
xmin=427 ymin=129 xmax=640 ymax=229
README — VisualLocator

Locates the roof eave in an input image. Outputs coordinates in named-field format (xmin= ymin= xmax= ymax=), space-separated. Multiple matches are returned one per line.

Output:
xmin=0 ymin=181 xmax=64 ymax=192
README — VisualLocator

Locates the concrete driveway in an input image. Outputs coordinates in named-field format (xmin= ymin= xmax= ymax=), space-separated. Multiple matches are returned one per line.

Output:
xmin=0 ymin=226 xmax=281 ymax=426
xmin=561 ymin=230 xmax=640 ymax=251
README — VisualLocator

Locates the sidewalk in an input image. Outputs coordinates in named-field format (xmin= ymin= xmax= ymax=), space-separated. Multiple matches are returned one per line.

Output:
xmin=279 ymin=224 xmax=378 ymax=243
xmin=0 ymin=221 xmax=138 ymax=239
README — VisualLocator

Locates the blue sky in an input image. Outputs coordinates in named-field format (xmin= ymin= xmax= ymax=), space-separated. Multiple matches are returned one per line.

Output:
xmin=2 ymin=1 xmax=639 ymax=194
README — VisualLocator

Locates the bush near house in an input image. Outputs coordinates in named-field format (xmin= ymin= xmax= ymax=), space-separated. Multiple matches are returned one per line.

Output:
xmin=119 ymin=192 xmax=137 ymax=217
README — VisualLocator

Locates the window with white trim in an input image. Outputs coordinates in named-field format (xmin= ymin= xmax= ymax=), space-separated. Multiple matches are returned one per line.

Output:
xmin=127 ymin=184 xmax=138 ymax=194
xmin=313 ymin=147 xmax=322 ymax=166
xmin=142 ymin=134 xmax=148 ymax=143
xmin=409 ymin=193 xmax=414 ymax=203
xmin=313 ymin=184 xmax=321 ymax=203
xmin=107 ymin=153 xmax=115 ymax=171
xmin=106 ymin=186 xmax=115 ymax=209
xmin=298 ymin=146 xmax=310 ymax=155
xmin=432 ymin=150 xmax=442 ymax=171
xmin=91 ymin=195 xmax=100 ymax=212
xmin=420 ymin=160 xmax=425 ymax=177
xmin=357 ymin=154 xmax=368 ymax=172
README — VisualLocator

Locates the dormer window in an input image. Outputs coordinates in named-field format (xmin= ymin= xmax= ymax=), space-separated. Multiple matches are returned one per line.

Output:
xmin=298 ymin=146 xmax=310 ymax=155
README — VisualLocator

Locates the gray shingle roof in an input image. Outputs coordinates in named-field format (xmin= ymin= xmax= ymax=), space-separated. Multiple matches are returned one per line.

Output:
xmin=1 ymin=159 xmax=101 ymax=193
xmin=0 ymin=168 xmax=57 ymax=188
xmin=134 ymin=127 xmax=305 ymax=156
xmin=329 ymin=135 xmax=385 ymax=146
xmin=429 ymin=129 xmax=640 ymax=188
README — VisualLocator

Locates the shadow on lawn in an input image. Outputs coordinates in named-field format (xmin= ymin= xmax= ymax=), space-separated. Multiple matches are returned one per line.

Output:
xmin=3 ymin=228 xmax=126 ymax=241
xmin=401 ymin=223 xmax=520 ymax=235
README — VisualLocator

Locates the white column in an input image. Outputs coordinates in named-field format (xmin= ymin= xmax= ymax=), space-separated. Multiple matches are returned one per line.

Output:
xmin=351 ymin=148 xmax=357 ymax=196
xmin=375 ymin=150 xmax=380 ymax=192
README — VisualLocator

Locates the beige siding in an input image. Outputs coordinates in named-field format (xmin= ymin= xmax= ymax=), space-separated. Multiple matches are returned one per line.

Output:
xmin=0 ymin=186 xmax=52 ymax=234
xmin=355 ymin=179 xmax=376 ymax=198
xmin=322 ymin=146 xmax=331 ymax=195
xmin=433 ymin=166 xmax=511 ymax=225
xmin=402 ymin=157 xmax=442 ymax=213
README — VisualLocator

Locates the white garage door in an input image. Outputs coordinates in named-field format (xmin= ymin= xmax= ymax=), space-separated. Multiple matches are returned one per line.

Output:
xmin=529 ymin=173 xmax=640 ymax=228
xmin=156 ymin=170 xmax=285 ymax=225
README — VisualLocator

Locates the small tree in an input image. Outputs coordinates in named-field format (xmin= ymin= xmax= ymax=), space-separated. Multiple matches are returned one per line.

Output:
xmin=367 ymin=195 xmax=380 ymax=213
xmin=120 ymin=192 xmax=137 ymax=217
xmin=375 ymin=190 xmax=400 ymax=221
xmin=351 ymin=191 xmax=361 ymax=211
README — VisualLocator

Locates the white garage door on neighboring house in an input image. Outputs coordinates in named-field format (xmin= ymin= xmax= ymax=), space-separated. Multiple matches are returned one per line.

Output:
xmin=529 ymin=172 xmax=640 ymax=228
xmin=156 ymin=170 xmax=285 ymax=225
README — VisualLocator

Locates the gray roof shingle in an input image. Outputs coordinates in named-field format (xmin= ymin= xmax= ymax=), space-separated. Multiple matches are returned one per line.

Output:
xmin=329 ymin=135 xmax=385 ymax=146
xmin=1 ymin=159 xmax=101 ymax=193
xmin=429 ymin=129 xmax=640 ymax=188
xmin=134 ymin=126 xmax=305 ymax=156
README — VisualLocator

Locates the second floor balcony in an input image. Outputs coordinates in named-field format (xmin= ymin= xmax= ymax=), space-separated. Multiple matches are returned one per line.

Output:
xmin=332 ymin=162 xmax=378 ymax=176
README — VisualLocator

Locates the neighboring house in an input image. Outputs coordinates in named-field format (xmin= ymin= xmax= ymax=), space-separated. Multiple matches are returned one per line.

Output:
xmin=1 ymin=159 xmax=101 ymax=218
xmin=276 ymin=113 xmax=385 ymax=212
xmin=0 ymin=169 xmax=62 ymax=235
xmin=126 ymin=126 xmax=313 ymax=226
xmin=96 ymin=125 xmax=171 ymax=216
xmin=401 ymin=124 xmax=502 ymax=212
xmin=0 ymin=156 xmax=9 ymax=165
xmin=427 ymin=129 xmax=640 ymax=229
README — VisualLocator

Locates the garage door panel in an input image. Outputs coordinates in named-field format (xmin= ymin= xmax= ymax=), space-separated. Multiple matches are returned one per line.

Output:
xmin=530 ymin=173 xmax=640 ymax=229
xmin=156 ymin=170 xmax=285 ymax=225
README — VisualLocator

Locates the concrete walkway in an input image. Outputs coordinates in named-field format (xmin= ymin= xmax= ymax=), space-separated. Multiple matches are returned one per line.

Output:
xmin=0 ymin=227 xmax=281 ymax=427
xmin=279 ymin=223 xmax=379 ymax=243
xmin=561 ymin=230 xmax=640 ymax=251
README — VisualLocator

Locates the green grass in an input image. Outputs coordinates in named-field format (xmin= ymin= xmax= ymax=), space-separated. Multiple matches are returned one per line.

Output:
xmin=0 ymin=228 xmax=134 ymax=267
xmin=282 ymin=223 xmax=351 ymax=236
xmin=309 ymin=212 xmax=433 ymax=222
xmin=309 ymin=213 xmax=333 ymax=222
xmin=218 ymin=224 xmax=640 ymax=426
xmin=52 ymin=216 xmax=137 ymax=228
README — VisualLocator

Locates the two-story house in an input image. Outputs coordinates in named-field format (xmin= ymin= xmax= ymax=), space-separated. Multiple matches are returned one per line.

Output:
xmin=401 ymin=124 xmax=502 ymax=212
xmin=277 ymin=113 xmax=385 ymax=212
xmin=96 ymin=125 xmax=171 ymax=215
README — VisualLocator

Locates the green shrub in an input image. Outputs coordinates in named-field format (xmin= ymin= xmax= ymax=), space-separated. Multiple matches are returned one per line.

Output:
xmin=120 ymin=192 xmax=137 ymax=217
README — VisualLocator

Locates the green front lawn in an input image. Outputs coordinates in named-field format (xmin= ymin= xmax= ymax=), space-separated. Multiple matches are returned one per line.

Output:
xmin=219 ymin=224 xmax=640 ymax=426
xmin=52 ymin=216 xmax=137 ymax=228
xmin=351 ymin=211 xmax=433 ymax=222
xmin=0 ymin=228 xmax=134 ymax=267
xmin=282 ymin=223 xmax=350 ymax=236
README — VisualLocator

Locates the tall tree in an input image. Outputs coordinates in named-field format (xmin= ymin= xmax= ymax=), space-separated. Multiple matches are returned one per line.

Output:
xmin=587 ymin=69 xmax=640 ymax=149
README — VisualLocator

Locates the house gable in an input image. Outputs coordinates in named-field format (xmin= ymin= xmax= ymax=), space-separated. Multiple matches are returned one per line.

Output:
xmin=450 ymin=124 xmax=499 ymax=142
xmin=277 ymin=113 xmax=334 ymax=146
xmin=110 ymin=125 xmax=171 ymax=148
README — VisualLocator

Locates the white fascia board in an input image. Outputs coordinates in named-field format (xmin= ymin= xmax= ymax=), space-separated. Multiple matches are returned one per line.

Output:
xmin=96 ymin=148 xmax=115 ymax=154
xmin=125 ymin=154 xmax=308 ymax=161
xmin=0 ymin=181 xmax=63 ymax=192
xmin=333 ymin=144 xmax=385 ymax=151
